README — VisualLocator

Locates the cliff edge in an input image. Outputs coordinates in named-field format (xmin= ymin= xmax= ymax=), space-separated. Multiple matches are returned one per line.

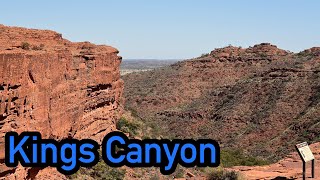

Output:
xmin=0 ymin=25 xmax=124 ymax=179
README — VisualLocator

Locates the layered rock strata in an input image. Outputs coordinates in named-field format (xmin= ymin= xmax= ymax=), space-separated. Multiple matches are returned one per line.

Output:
xmin=0 ymin=24 xmax=123 ymax=179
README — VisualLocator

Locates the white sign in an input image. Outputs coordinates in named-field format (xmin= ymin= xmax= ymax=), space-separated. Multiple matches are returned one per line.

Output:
xmin=296 ymin=142 xmax=315 ymax=162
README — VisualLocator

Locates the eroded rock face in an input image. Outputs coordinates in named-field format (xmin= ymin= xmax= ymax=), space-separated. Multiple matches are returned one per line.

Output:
xmin=0 ymin=25 xmax=124 ymax=179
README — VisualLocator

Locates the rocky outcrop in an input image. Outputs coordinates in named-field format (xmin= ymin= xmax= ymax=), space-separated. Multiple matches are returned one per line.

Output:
xmin=0 ymin=25 xmax=123 ymax=179
xmin=210 ymin=43 xmax=291 ymax=62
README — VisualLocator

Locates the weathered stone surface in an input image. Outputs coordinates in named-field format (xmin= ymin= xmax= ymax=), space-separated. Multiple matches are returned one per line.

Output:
xmin=0 ymin=25 xmax=123 ymax=179
xmin=210 ymin=43 xmax=291 ymax=62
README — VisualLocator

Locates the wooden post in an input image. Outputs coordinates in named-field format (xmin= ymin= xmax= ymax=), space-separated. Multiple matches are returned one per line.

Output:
xmin=303 ymin=161 xmax=306 ymax=180
xmin=312 ymin=159 xmax=315 ymax=178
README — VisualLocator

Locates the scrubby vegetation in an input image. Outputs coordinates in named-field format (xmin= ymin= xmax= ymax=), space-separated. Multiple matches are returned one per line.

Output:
xmin=89 ymin=162 xmax=125 ymax=180
xmin=200 ymin=53 xmax=210 ymax=58
xmin=122 ymin=108 xmax=270 ymax=168
xmin=69 ymin=153 xmax=126 ymax=180
xmin=172 ymin=165 xmax=185 ymax=178
xmin=121 ymin=107 xmax=163 ymax=139
xmin=20 ymin=42 xmax=45 ymax=51
xmin=207 ymin=168 xmax=239 ymax=180
xmin=116 ymin=116 xmax=140 ymax=136
xmin=221 ymin=149 xmax=270 ymax=167
xmin=21 ymin=42 xmax=30 ymax=50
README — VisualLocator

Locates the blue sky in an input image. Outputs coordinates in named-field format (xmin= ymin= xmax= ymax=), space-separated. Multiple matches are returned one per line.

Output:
xmin=0 ymin=1 xmax=319 ymax=59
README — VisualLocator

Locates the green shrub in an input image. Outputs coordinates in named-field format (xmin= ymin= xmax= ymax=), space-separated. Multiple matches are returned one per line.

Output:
xmin=221 ymin=149 xmax=269 ymax=167
xmin=90 ymin=161 xmax=126 ymax=180
xmin=172 ymin=165 xmax=184 ymax=178
xmin=142 ymin=135 xmax=151 ymax=139
xmin=200 ymin=53 xmax=209 ymax=58
xmin=21 ymin=42 xmax=30 ymax=50
xmin=116 ymin=117 xmax=139 ymax=136
xmin=126 ymin=107 xmax=139 ymax=118
xmin=149 ymin=174 xmax=160 ymax=180
xmin=70 ymin=160 xmax=126 ymax=180
xmin=207 ymin=169 xmax=238 ymax=180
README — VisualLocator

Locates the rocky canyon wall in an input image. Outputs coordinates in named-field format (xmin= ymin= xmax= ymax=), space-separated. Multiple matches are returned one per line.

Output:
xmin=0 ymin=25 xmax=123 ymax=179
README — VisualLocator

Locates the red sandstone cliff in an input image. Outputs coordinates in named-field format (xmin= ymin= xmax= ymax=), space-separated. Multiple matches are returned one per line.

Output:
xmin=0 ymin=25 xmax=124 ymax=179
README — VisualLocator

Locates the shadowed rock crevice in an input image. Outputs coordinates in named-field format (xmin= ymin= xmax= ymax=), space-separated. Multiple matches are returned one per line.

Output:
xmin=26 ymin=167 xmax=45 ymax=180
xmin=87 ymin=83 xmax=112 ymax=96
xmin=0 ymin=168 xmax=16 ymax=177
xmin=28 ymin=70 xmax=35 ymax=83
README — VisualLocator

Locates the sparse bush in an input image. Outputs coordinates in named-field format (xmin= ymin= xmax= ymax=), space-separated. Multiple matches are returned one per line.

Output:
xmin=142 ymin=135 xmax=151 ymax=139
xmin=116 ymin=117 xmax=139 ymax=136
xmin=200 ymin=53 xmax=209 ymax=58
xmin=173 ymin=165 xmax=184 ymax=178
xmin=221 ymin=149 xmax=269 ymax=167
xmin=69 ymin=152 xmax=126 ymax=180
xmin=150 ymin=174 xmax=160 ymax=180
xmin=259 ymin=52 xmax=268 ymax=58
xmin=21 ymin=42 xmax=30 ymax=50
xmin=127 ymin=107 xmax=139 ymax=118
xmin=207 ymin=169 xmax=238 ymax=180
xmin=90 ymin=161 xmax=126 ymax=180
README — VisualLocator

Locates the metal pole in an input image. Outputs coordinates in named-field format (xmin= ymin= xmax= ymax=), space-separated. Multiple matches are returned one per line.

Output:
xmin=303 ymin=161 xmax=306 ymax=180
xmin=312 ymin=159 xmax=315 ymax=178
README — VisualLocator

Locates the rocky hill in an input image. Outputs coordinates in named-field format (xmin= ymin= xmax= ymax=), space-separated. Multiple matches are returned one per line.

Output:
xmin=123 ymin=43 xmax=320 ymax=163
xmin=0 ymin=25 xmax=124 ymax=179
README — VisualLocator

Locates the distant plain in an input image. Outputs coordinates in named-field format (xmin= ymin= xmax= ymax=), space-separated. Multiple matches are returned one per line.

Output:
xmin=120 ymin=59 xmax=179 ymax=75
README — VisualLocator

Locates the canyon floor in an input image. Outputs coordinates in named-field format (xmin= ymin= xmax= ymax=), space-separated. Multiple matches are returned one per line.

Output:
xmin=120 ymin=59 xmax=179 ymax=75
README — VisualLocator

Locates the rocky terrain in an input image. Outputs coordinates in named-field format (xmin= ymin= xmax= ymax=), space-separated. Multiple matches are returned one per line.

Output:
xmin=230 ymin=142 xmax=320 ymax=179
xmin=123 ymin=43 xmax=320 ymax=164
xmin=0 ymin=25 xmax=124 ymax=179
